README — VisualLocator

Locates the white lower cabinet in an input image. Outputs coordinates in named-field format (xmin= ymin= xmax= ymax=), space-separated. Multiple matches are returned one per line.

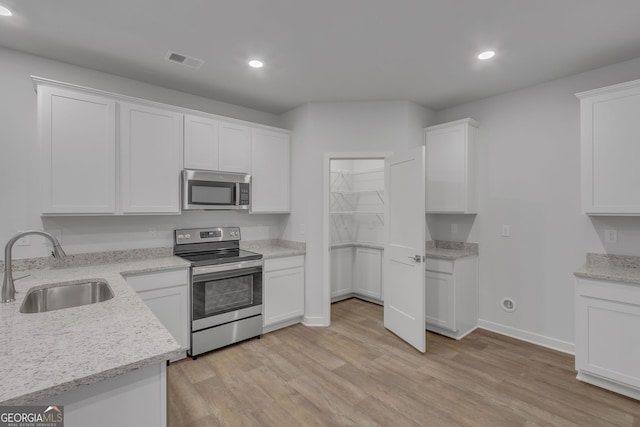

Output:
xmin=34 ymin=363 xmax=167 ymax=427
xmin=425 ymin=256 xmax=478 ymax=339
xmin=575 ymin=277 xmax=640 ymax=400
xmin=330 ymin=245 xmax=383 ymax=304
xmin=331 ymin=247 xmax=354 ymax=300
xmin=263 ymin=256 xmax=305 ymax=332
xmin=355 ymin=247 xmax=382 ymax=300
xmin=126 ymin=269 xmax=189 ymax=360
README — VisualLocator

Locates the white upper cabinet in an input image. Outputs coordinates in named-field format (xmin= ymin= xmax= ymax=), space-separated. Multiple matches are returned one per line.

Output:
xmin=250 ymin=128 xmax=291 ymax=213
xmin=183 ymin=115 xmax=219 ymax=170
xmin=577 ymin=79 xmax=640 ymax=215
xmin=39 ymin=86 xmax=117 ymax=214
xmin=119 ymin=102 xmax=182 ymax=214
xmin=219 ymin=121 xmax=251 ymax=173
xmin=424 ymin=118 xmax=479 ymax=214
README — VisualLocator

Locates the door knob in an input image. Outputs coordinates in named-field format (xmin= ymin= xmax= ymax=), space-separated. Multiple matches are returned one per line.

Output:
xmin=408 ymin=255 xmax=423 ymax=262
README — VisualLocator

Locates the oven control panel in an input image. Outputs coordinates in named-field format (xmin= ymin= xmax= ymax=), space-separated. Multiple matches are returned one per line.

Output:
xmin=175 ymin=227 xmax=241 ymax=244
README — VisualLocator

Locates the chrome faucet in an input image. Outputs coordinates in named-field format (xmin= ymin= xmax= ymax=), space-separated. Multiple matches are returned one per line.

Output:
xmin=2 ymin=230 xmax=67 ymax=303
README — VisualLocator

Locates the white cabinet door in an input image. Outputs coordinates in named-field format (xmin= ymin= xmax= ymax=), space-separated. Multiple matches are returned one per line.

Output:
xmin=39 ymin=86 xmax=116 ymax=214
xmin=219 ymin=121 xmax=251 ymax=173
xmin=355 ymin=247 xmax=382 ymax=300
xmin=577 ymin=79 xmax=640 ymax=215
xmin=138 ymin=286 xmax=189 ymax=352
xmin=184 ymin=115 xmax=219 ymax=170
xmin=576 ymin=278 xmax=640 ymax=394
xmin=331 ymin=247 xmax=354 ymax=299
xmin=263 ymin=257 xmax=305 ymax=328
xmin=425 ymin=118 xmax=478 ymax=214
xmin=126 ymin=269 xmax=190 ymax=356
xmin=251 ymin=128 xmax=291 ymax=213
xmin=425 ymin=270 xmax=455 ymax=332
xmin=120 ymin=102 xmax=182 ymax=213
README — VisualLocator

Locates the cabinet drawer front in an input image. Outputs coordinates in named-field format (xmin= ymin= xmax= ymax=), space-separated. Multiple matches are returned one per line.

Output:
xmin=425 ymin=258 xmax=453 ymax=274
xmin=264 ymin=255 xmax=305 ymax=272
xmin=126 ymin=269 xmax=189 ymax=292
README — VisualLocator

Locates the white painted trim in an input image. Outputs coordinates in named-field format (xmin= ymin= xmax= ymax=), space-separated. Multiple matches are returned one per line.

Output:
xmin=323 ymin=152 xmax=393 ymax=326
xmin=577 ymin=372 xmax=640 ymax=400
xmin=302 ymin=315 xmax=330 ymax=327
xmin=575 ymin=77 xmax=640 ymax=99
xmin=263 ymin=317 xmax=303 ymax=334
xmin=477 ymin=319 xmax=575 ymax=355
xmin=30 ymin=75 xmax=290 ymax=134
xmin=424 ymin=117 xmax=479 ymax=131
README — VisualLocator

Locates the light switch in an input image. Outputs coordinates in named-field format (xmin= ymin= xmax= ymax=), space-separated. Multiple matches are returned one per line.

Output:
xmin=501 ymin=225 xmax=511 ymax=237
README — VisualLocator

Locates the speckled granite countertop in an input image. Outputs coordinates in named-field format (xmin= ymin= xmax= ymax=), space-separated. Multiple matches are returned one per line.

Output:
xmin=0 ymin=255 xmax=190 ymax=405
xmin=240 ymin=239 xmax=306 ymax=259
xmin=574 ymin=253 xmax=640 ymax=285
xmin=425 ymin=240 xmax=479 ymax=260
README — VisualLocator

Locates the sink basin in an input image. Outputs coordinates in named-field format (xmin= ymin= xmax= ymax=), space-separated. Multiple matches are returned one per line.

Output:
xmin=20 ymin=280 xmax=114 ymax=313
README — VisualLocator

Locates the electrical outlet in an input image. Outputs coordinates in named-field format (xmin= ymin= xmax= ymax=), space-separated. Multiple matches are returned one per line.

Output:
xmin=501 ymin=225 xmax=511 ymax=237
xmin=299 ymin=223 xmax=306 ymax=236
xmin=451 ymin=224 xmax=458 ymax=234
xmin=148 ymin=227 xmax=157 ymax=238
xmin=605 ymin=229 xmax=617 ymax=243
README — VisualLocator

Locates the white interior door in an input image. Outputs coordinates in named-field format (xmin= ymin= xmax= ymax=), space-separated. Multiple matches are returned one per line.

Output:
xmin=384 ymin=147 xmax=426 ymax=352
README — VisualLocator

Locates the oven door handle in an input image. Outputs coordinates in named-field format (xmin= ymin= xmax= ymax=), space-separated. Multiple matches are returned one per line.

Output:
xmin=192 ymin=259 xmax=263 ymax=276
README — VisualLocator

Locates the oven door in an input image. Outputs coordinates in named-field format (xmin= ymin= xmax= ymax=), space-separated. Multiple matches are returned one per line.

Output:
xmin=191 ymin=260 xmax=263 ymax=331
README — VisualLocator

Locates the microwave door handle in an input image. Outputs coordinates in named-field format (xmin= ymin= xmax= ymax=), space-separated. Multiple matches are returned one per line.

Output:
xmin=236 ymin=182 xmax=241 ymax=206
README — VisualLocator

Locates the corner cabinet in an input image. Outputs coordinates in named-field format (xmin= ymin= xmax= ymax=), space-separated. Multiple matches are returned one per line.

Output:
xmin=577 ymin=79 xmax=640 ymax=215
xmin=119 ymin=102 xmax=182 ymax=214
xmin=263 ymin=256 xmax=305 ymax=332
xmin=575 ymin=277 xmax=640 ymax=400
xmin=126 ymin=268 xmax=190 ymax=361
xmin=39 ymin=86 xmax=117 ymax=214
xmin=424 ymin=119 xmax=479 ymax=214
xmin=425 ymin=256 xmax=478 ymax=340
xmin=251 ymin=128 xmax=291 ymax=213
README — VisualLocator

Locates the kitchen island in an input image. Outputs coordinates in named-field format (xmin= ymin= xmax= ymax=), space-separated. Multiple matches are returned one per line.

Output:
xmin=0 ymin=252 xmax=190 ymax=426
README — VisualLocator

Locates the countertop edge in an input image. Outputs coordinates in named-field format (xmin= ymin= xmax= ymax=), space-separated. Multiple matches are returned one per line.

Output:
xmin=573 ymin=269 xmax=640 ymax=286
xmin=1 ymin=349 xmax=182 ymax=405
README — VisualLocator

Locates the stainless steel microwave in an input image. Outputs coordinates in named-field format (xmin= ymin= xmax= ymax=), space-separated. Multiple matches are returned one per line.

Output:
xmin=182 ymin=169 xmax=251 ymax=210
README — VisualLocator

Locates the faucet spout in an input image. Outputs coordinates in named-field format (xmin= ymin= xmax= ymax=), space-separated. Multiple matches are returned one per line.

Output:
xmin=2 ymin=230 xmax=67 ymax=303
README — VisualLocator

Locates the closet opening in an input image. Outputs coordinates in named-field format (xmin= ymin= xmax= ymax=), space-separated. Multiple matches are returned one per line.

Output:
xmin=322 ymin=153 xmax=391 ymax=323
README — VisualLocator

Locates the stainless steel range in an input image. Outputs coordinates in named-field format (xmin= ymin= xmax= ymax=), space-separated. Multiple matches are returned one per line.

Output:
xmin=174 ymin=227 xmax=263 ymax=358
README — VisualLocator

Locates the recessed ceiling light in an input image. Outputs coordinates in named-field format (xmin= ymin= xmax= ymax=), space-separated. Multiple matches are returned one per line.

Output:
xmin=248 ymin=60 xmax=264 ymax=69
xmin=477 ymin=50 xmax=496 ymax=60
xmin=0 ymin=5 xmax=13 ymax=16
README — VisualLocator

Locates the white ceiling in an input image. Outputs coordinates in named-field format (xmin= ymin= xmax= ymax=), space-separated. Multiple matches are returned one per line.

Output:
xmin=1 ymin=0 xmax=640 ymax=114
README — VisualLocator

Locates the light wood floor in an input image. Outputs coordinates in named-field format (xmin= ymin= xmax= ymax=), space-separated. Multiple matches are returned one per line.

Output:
xmin=168 ymin=298 xmax=640 ymax=427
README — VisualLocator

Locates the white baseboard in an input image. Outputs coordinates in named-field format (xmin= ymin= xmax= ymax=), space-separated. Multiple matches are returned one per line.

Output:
xmin=302 ymin=315 xmax=330 ymax=327
xmin=263 ymin=317 xmax=302 ymax=334
xmin=477 ymin=319 xmax=575 ymax=355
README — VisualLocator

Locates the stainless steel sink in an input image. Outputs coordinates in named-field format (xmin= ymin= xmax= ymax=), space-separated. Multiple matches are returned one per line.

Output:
xmin=20 ymin=280 xmax=114 ymax=313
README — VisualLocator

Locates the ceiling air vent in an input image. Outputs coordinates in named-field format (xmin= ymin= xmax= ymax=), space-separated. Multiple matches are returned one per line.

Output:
xmin=165 ymin=51 xmax=205 ymax=69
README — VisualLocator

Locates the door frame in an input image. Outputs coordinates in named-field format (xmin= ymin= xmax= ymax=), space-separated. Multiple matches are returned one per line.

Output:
xmin=323 ymin=152 xmax=393 ymax=323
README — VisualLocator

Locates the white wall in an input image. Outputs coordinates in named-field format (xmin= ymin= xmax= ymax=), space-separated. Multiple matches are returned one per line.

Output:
xmin=432 ymin=56 xmax=640 ymax=352
xmin=280 ymin=101 xmax=435 ymax=325
xmin=0 ymin=46 xmax=285 ymax=258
